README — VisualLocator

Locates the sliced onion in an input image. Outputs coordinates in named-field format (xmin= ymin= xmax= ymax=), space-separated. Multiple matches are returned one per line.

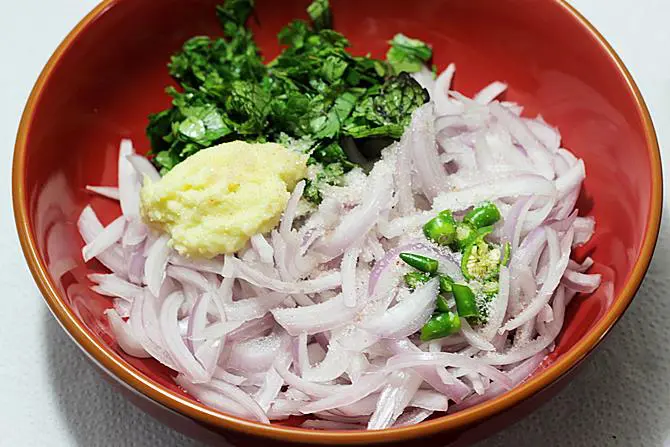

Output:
xmin=393 ymin=408 xmax=433 ymax=427
xmin=525 ymin=118 xmax=560 ymax=152
xmin=122 ymin=219 xmax=147 ymax=248
xmin=89 ymin=273 xmax=142 ymax=301
xmin=169 ymin=253 xmax=225 ymax=274
xmin=224 ymin=292 xmax=286 ymax=322
xmin=474 ymin=81 xmax=507 ymax=105
xmin=195 ymin=337 xmax=225 ymax=377
xmin=302 ymin=343 xmax=351 ymax=383
xmin=82 ymin=216 xmax=126 ymax=262
xmin=167 ymin=265 xmax=212 ymax=292
xmin=488 ymin=102 xmax=555 ymax=178
xmin=555 ymin=159 xmax=585 ymax=200
xmin=213 ymin=368 xmax=247 ymax=386
xmin=201 ymin=321 xmax=243 ymax=341
xmin=385 ymin=352 xmax=513 ymax=389
xmin=254 ymin=366 xmax=284 ymax=412
xmin=128 ymin=290 xmax=178 ymax=370
xmin=368 ymin=242 xmax=463 ymax=296
xmin=122 ymin=250 xmax=142 ymax=286
xmin=573 ymin=216 xmax=595 ymax=246
xmin=227 ymin=331 xmax=287 ymax=373
xmin=177 ymin=378 xmax=255 ymax=420
xmin=460 ymin=318 xmax=495 ymax=351
xmin=113 ymin=298 xmax=132 ymax=318
xmin=410 ymin=390 xmax=449 ymax=412
xmin=395 ymin=138 xmax=415 ymax=214
xmin=409 ymin=103 xmax=450 ymax=201
xmin=480 ymin=266 xmax=510 ymax=340
xmin=433 ymin=173 xmax=556 ymax=212
xmin=127 ymin=153 xmax=161 ymax=183
xmin=268 ymin=399 xmax=304 ymax=419
xmin=568 ymin=257 xmax=594 ymax=273
xmin=160 ymin=291 xmax=210 ymax=382
xmin=433 ymin=63 xmax=456 ymax=115
xmin=384 ymin=339 xmax=471 ymax=402
xmin=450 ymin=350 xmax=545 ymax=411
xmin=502 ymin=196 xmax=534 ymax=251
xmin=186 ymin=292 xmax=212 ymax=352
xmin=224 ymin=256 xmax=341 ymax=294
xmin=280 ymin=180 xmax=305 ymax=238
xmin=502 ymin=228 xmax=572 ymax=332
xmin=105 ymin=308 xmax=150 ymax=358
xmin=561 ymin=269 xmax=601 ymax=293
xmin=145 ymin=235 xmax=171 ymax=297
xmin=300 ymin=373 xmax=387 ymax=414
xmin=275 ymin=359 xmax=341 ymax=398
xmin=250 ymin=234 xmax=274 ymax=265
xmin=368 ymin=371 xmax=422 ymax=429
xmin=118 ymin=139 xmax=140 ymax=218
xmin=225 ymin=314 xmax=274 ymax=342
xmin=178 ymin=376 xmax=270 ymax=423
xmin=294 ymin=331 xmax=309 ymax=377
xmin=341 ymin=247 xmax=360 ymax=308
xmin=486 ymin=287 xmax=568 ymax=365
xmin=410 ymin=65 xmax=436 ymax=91
xmin=272 ymin=294 xmax=356 ymax=336
xmin=314 ymin=171 xmax=393 ymax=258
xmin=361 ymin=278 xmax=438 ymax=338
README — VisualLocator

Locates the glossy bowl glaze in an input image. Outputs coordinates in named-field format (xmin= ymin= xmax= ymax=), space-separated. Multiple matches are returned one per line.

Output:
xmin=13 ymin=0 xmax=661 ymax=445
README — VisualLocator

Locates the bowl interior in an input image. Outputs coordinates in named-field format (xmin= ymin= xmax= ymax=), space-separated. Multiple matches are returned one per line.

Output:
xmin=17 ymin=0 xmax=658 ymax=438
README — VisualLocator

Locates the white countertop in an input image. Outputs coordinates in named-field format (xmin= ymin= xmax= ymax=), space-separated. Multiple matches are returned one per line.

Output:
xmin=1 ymin=1 xmax=668 ymax=446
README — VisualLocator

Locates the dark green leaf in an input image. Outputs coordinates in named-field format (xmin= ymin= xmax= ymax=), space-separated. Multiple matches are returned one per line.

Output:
xmin=386 ymin=33 xmax=433 ymax=74
xmin=310 ymin=91 xmax=358 ymax=139
xmin=155 ymin=150 xmax=180 ymax=171
xmin=278 ymin=20 xmax=310 ymax=48
xmin=312 ymin=141 xmax=352 ymax=166
xmin=147 ymin=108 xmax=178 ymax=152
xmin=307 ymin=0 xmax=332 ymax=31
xmin=345 ymin=123 xmax=405 ymax=139
xmin=216 ymin=0 xmax=254 ymax=31
xmin=343 ymin=73 xmax=429 ymax=139
xmin=177 ymin=104 xmax=231 ymax=145
xmin=321 ymin=55 xmax=348 ymax=83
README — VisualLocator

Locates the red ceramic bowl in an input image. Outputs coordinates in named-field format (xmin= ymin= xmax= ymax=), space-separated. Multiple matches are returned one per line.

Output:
xmin=13 ymin=0 xmax=661 ymax=445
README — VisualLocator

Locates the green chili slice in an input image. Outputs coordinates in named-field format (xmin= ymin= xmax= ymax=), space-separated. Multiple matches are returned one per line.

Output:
xmin=423 ymin=212 xmax=457 ymax=246
xmin=436 ymin=294 xmax=451 ymax=312
xmin=463 ymin=202 xmax=501 ymax=228
xmin=477 ymin=225 xmax=494 ymax=238
xmin=399 ymin=253 xmax=439 ymax=274
xmin=439 ymin=275 xmax=454 ymax=294
xmin=501 ymin=241 xmax=511 ymax=266
xmin=420 ymin=311 xmax=461 ymax=341
xmin=452 ymin=222 xmax=478 ymax=252
xmin=482 ymin=281 xmax=499 ymax=295
xmin=452 ymin=283 xmax=479 ymax=318
xmin=461 ymin=240 xmax=502 ymax=280
xmin=404 ymin=271 xmax=431 ymax=290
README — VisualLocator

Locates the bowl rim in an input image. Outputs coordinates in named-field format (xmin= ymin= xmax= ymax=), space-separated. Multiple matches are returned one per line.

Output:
xmin=12 ymin=0 xmax=663 ymax=444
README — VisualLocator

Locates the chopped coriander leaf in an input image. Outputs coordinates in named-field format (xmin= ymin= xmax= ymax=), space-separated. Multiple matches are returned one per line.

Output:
xmin=307 ymin=0 xmax=332 ymax=31
xmin=386 ymin=33 xmax=433 ymax=74
xmin=147 ymin=0 xmax=432 ymax=204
